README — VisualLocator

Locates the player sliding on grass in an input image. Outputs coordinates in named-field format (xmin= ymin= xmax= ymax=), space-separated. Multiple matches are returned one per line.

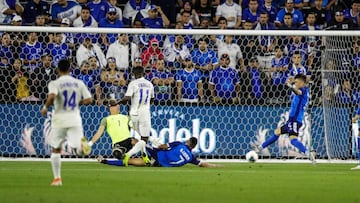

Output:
xmin=254 ymin=74 xmax=316 ymax=164
xmin=96 ymin=137 xmax=221 ymax=168
xmin=41 ymin=59 xmax=93 ymax=186
xmin=88 ymin=100 xmax=151 ymax=166
xmin=351 ymin=107 xmax=360 ymax=170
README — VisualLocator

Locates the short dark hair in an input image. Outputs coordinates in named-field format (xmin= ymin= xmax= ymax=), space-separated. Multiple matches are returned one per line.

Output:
xmin=294 ymin=74 xmax=307 ymax=82
xmin=188 ymin=137 xmax=198 ymax=148
xmin=217 ymin=16 xmax=227 ymax=24
xmin=293 ymin=50 xmax=301 ymax=56
xmin=132 ymin=66 xmax=144 ymax=74
xmin=57 ymin=59 xmax=71 ymax=72
xmin=81 ymin=5 xmax=90 ymax=12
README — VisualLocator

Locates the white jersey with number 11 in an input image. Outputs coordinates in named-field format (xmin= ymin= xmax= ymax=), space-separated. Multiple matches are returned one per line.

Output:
xmin=125 ymin=77 xmax=154 ymax=116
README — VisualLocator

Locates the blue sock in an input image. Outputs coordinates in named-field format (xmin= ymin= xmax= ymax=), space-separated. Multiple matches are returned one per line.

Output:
xmin=357 ymin=137 xmax=360 ymax=165
xmin=261 ymin=134 xmax=279 ymax=149
xmin=105 ymin=160 xmax=124 ymax=166
xmin=290 ymin=138 xmax=307 ymax=154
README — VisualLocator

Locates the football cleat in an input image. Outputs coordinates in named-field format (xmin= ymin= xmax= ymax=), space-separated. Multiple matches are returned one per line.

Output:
xmin=51 ymin=178 xmax=62 ymax=186
xmin=96 ymin=155 xmax=105 ymax=163
xmin=142 ymin=152 xmax=151 ymax=166
xmin=251 ymin=143 xmax=262 ymax=153
xmin=351 ymin=165 xmax=360 ymax=170
xmin=122 ymin=153 xmax=130 ymax=167
xmin=309 ymin=150 xmax=316 ymax=165
xmin=81 ymin=137 xmax=91 ymax=155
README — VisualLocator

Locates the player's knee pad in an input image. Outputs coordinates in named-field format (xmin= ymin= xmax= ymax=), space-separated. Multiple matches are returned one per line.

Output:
xmin=112 ymin=146 xmax=126 ymax=160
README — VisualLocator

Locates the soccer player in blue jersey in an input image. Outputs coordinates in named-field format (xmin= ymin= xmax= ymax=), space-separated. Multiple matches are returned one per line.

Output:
xmin=97 ymin=137 xmax=221 ymax=168
xmin=351 ymin=106 xmax=360 ymax=170
xmin=254 ymin=74 xmax=316 ymax=164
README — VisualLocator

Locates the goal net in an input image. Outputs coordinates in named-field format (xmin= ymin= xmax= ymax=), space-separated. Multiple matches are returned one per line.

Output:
xmin=0 ymin=26 xmax=358 ymax=161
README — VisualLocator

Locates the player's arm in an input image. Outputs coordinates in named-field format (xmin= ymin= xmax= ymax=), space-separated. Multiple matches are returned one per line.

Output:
xmin=286 ymin=80 xmax=302 ymax=95
xmin=79 ymin=97 xmax=93 ymax=105
xmin=41 ymin=93 xmax=56 ymax=116
xmin=199 ymin=161 xmax=223 ymax=168
xmin=352 ymin=108 xmax=360 ymax=123
xmin=118 ymin=96 xmax=131 ymax=104
xmin=88 ymin=118 xmax=107 ymax=147
xmin=79 ymin=83 xmax=93 ymax=105
xmin=353 ymin=115 xmax=359 ymax=123
xmin=158 ymin=141 xmax=182 ymax=150
xmin=190 ymin=156 xmax=223 ymax=168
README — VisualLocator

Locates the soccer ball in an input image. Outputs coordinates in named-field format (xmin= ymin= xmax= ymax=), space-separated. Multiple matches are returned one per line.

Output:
xmin=245 ymin=150 xmax=259 ymax=163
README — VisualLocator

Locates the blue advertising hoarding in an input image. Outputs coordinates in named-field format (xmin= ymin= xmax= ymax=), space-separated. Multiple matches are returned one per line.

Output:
xmin=0 ymin=104 xmax=352 ymax=158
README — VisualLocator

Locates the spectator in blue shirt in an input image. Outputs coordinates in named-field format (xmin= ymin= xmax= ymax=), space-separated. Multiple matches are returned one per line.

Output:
xmin=178 ymin=10 xmax=194 ymax=29
xmin=50 ymin=0 xmax=81 ymax=24
xmin=0 ymin=32 xmax=16 ymax=67
xmin=242 ymin=0 xmax=262 ymax=26
xmin=23 ymin=0 xmax=50 ymax=24
xmin=151 ymin=59 xmax=175 ymax=104
xmin=270 ymin=46 xmax=290 ymax=102
xmin=336 ymin=79 xmax=360 ymax=105
xmin=260 ymin=0 xmax=278 ymax=23
xmin=191 ymin=37 xmax=218 ymax=100
xmin=242 ymin=57 xmax=269 ymax=104
xmin=45 ymin=33 xmax=71 ymax=67
xmin=123 ymin=0 xmax=150 ymax=26
xmin=87 ymin=0 xmax=110 ymax=23
xmin=141 ymin=5 xmax=170 ymax=28
xmin=254 ymin=12 xmax=277 ymax=69
xmin=275 ymin=0 xmax=304 ymax=28
xmin=310 ymin=0 xmax=337 ymax=11
xmin=344 ymin=0 xmax=360 ymax=29
xmin=176 ymin=55 xmax=204 ymax=103
xmin=20 ymin=32 xmax=44 ymax=72
xmin=98 ymin=7 xmax=125 ymax=45
xmin=209 ymin=53 xmax=240 ymax=104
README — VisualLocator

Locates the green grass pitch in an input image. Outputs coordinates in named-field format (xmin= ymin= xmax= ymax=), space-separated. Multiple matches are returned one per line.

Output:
xmin=0 ymin=161 xmax=359 ymax=203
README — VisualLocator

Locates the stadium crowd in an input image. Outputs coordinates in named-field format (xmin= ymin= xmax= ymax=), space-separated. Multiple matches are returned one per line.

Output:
xmin=0 ymin=0 xmax=360 ymax=106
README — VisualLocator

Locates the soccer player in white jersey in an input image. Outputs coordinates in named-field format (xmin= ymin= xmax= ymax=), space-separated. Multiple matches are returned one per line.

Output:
xmin=41 ymin=59 xmax=93 ymax=186
xmin=118 ymin=66 xmax=159 ymax=144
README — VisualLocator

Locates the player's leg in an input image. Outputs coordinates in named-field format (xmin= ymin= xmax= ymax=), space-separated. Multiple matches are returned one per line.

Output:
xmin=127 ymin=138 xmax=146 ymax=157
xmin=138 ymin=118 xmax=162 ymax=147
xmin=255 ymin=126 xmax=282 ymax=152
xmin=97 ymin=155 xmax=125 ymax=166
xmin=351 ymin=132 xmax=360 ymax=170
xmin=96 ymin=155 xmax=146 ymax=166
xmin=287 ymin=122 xmax=316 ymax=164
xmin=67 ymin=126 xmax=90 ymax=156
xmin=126 ymin=138 xmax=151 ymax=166
xmin=48 ymin=128 xmax=66 ymax=186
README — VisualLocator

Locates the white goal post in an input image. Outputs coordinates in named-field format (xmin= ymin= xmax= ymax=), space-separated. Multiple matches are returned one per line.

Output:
xmin=0 ymin=25 xmax=358 ymax=161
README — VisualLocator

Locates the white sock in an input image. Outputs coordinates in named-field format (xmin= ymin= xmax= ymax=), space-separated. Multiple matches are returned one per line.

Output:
xmin=148 ymin=136 xmax=162 ymax=147
xmin=51 ymin=153 xmax=61 ymax=179
xmin=127 ymin=140 xmax=146 ymax=157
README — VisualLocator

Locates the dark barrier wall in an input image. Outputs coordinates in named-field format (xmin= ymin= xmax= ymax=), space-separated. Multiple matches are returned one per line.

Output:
xmin=0 ymin=104 xmax=351 ymax=158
